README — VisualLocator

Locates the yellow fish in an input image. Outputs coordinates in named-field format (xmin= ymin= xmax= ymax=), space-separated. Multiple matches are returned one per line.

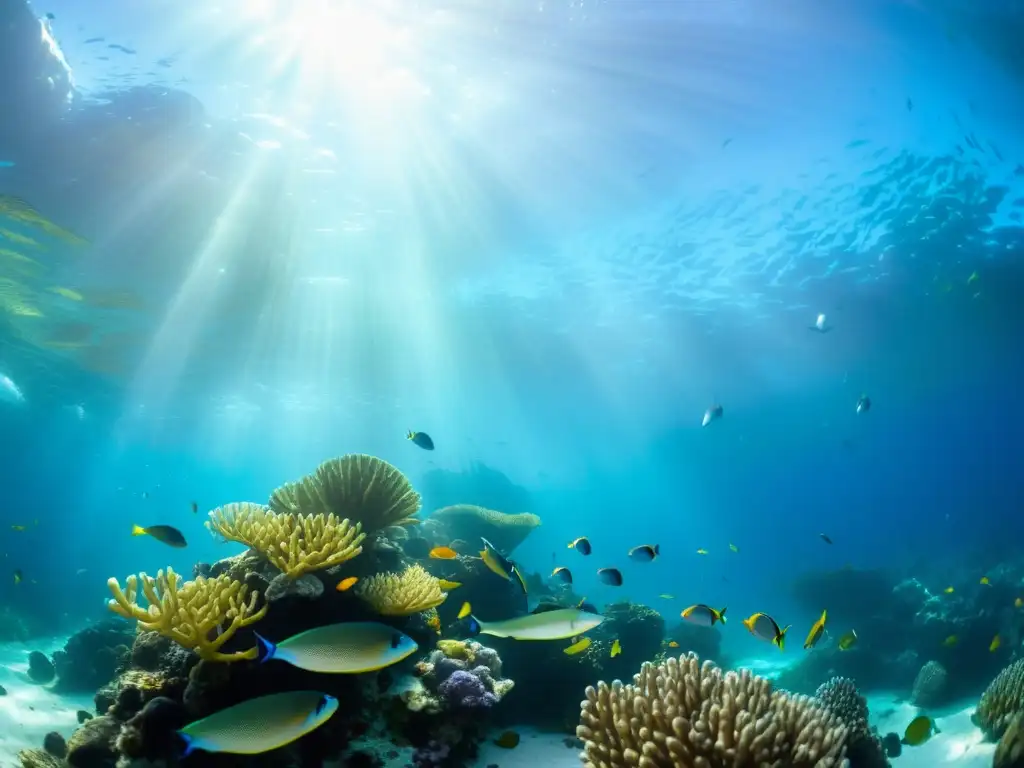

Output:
xmin=429 ymin=546 xmax=458 ymax=560
xmin=743 ymin=613 xmax=789 ymax=651
xmin=50 ymin=286 xmax=83 ymax=301
xmin=696 ymin=548 xmax=708 ymax=555
xmin=438 ymin=579 xmax=462 ymax=591
xmin=902 ymin=715 xmax=939 ymax=746
xmin=990 ymin=634 xmax=1001 ymax=652
xmin=457 ymin=602 xmax=472 ymax=620
xmin=943 ymin=586 xmax=955 ymax=594
xmin=564 ymin=637 xmax=591 ymax=655
xmin=610 ymin=639 xmax=621 ymax=657
xmin=942 ymin=635 xmax=958 ymax=647
xmin=335 ymin=577 xmax=358 ymax=592
xmin=667 ymin=640 xmax=679 ymax=648
xmin=13 ymin=569 xmax=22 ymax=585
xmin=837 ymin=630 xmax=858 ymax=651
xmin=1015 ymin=598 xmax=1023 ymax=609
xmin=729 ymin=543 xmax=739 ymax=553
xmin=803 ymin=609 xmax=827 ymax=650
xmin=980 ymin=576 xmax=991 ymax=586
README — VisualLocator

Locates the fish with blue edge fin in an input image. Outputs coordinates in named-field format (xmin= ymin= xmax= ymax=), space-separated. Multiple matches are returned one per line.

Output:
xmin=406 ymin=430 xmax=434 ymax=450
xmin=255 ymin=623 xmax=417 ymax=673
xmin=551 ymin=566 xmax=572 ymax=585
xmin=702 ymin=404 xmax=723 ymax=427
xmin=568 ymin=537 xmax=592 ymax=555
xmin=628 ymin=544 xmax=659 ymax=562
xmin=131 ymin=524 xmax=187 ymax=548
xmin=596 ymin=567 xmax=623 ymax=586
xmin=742 ymin=613 xmax=790 ymax=651
xmin=176 ymin=691 xmax=337 ymax=756
xmin=803 ymin=609 xmax=827 ymax=650
xmin=461 ymin=602 xmax=605 ymax=640
xmin=479 ymin=537 xmax=527 ymax=594
xmin=681 ymin=604 xmax=727 ymax=627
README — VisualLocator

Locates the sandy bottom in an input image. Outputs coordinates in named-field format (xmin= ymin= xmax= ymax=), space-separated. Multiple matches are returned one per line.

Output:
xmin=0 ymin=637 xmax=94 ymax=765
xmin=473 ymin=726 xmax=580 ymax=768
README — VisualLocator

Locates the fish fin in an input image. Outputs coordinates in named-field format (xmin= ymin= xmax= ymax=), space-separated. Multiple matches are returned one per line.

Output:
xmin=513 ymin=565 xmax=528 ymax=594
xmin=654 ymin=544 xmax=660 ymax=556
xmin=254 ymin=632 xmax=275 ymax=664
xmin=776 ymin=625 xmax=791 ymax=652
xmin=466 ymin=616 xmax=481 ymax=636
xmin=130 ymin=524 xmax=146 ymax=536
xmin=174 ymin=732 xmax=196 ymax=758
xmin=718 ymin=607 xmax=727 ymax=624
xmin=406 ymin=430 xmax=413 ymax=439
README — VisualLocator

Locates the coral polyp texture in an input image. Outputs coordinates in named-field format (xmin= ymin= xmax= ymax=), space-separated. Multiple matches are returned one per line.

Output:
xmin=106 ymin=567 xmax=267 ymax=662
xmin=430 ymin=504 xmax=541 ymax=553
xmin=358 ymin=564 xmax=447 ymax=616
xmin=977 ymin=658 xmax=1024 ymax=739
xmin=269 ymin=453 xmax=422 ymax=533
xmin=577 ymin=652 xmax=849 ymax=768
xmin=205 ymin=501 xmax=365 ymax=578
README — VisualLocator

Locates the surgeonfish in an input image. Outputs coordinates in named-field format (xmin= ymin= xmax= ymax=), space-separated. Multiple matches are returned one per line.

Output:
xmin=680 ymin=604 xmax=727 ymax=627
xmin=255 ymin=623 xmax=418 ymax=673
xmin=568 ymin=537 xmax=592 ymax=555
xmin=551 ymin=566 xmax=572 ymax=585
xmin=819 ymin=533 xmax=833 ymax=545
xmin=803 ymin=609 xmax=827 ymax=650
xmin=610 ymin=639 xmax=621 ymax=657
xmin=176 ymin=691 xmax=338 ymax=756
xmin=406 ymin=430 xmax=434 ymax=450
xmin=564 ymin=637 xmax=592 ymax=655
xmin=131 ymin=524 xmax=187 ymax=548
xmin=596 ymin=567 xmax=623 ymax=586
xmin=837 ymin=629 xmax=858 ymax=650
xmin=702 ymin=404 xmax=723 ymax=427
xmin=901 ymin=715 xmax=939 ymax=747
xmin=457 ymin=602 xmax=472 ymax=620
xmin=628 ymin=544 xmax=659 ymax=563
xmin=990 ymin=634 xmax=1002 ymax=652
xmin=742 ymin=613 xmax=790 ymax=651
xmin=461 ymin=603 xmax=605 ymax=640
xmin=856 ymin=394 xmax=871 ymax=413
xmin=429 ymin=546 xmax=458 ymax=560
xmin=479 ymin=537 xmax=528 ymax=594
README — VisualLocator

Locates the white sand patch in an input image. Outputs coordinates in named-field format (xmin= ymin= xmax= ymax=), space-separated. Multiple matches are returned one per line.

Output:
xmin=0 ymin=637 xmax=94 ymax=765
xmin=868 ymin=693 xmax=995 ymax=767
xmin=474 ymin=727 xmax=580 ymax=768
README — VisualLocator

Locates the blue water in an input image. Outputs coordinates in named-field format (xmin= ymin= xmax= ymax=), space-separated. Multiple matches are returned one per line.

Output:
xmin=0 ymin=0 xmax=1022 ymax=672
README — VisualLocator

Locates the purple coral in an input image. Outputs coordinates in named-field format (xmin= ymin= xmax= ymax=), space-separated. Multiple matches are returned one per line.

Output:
xmin=438 ymin=670 xmax=498 ymax=709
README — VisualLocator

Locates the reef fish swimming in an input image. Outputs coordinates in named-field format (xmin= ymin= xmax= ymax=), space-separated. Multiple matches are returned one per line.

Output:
xmin=702 ymin=404 xmax=723 ymax=427
xmin=177 ymin=691 xmax=338 ymax=755
xmin=255 ymin=623 xmax=418 ymax=674
xmin=479 ymin=537 xmax=528 ymax=594
xmin=742 ymin=612 xmax=790 ymax=651
xmin=680 ymin=604 xmax=727 ymax=627
xmin=131 ymin=524 xmax=187 ymax=548
xmin=462 ymin=603 xmax=605 ymax=640
xmin=406 ymin=430 xmax=434 ymax=450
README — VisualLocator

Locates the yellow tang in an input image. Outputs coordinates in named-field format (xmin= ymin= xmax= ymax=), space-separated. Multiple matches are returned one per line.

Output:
xmin=901 ymin=715 xmax=939 ymax=747
xmin=178 ymin=691 xmax=337 ymax=755
xmin=255 ymin=623 xmax=418 ymax=674
xmin=457 ymin=602 xmax=472 ymax=620
xmin=990 ymin=634 xmax=1002 ymax=652
xmin=438 ymin=579 xmax=462 ymax=591
xmin=803 ymin=609 xmax=827 ymax=650
xmin=610 ymin=639 xmax=621 ymax=657
xmin=564 ymin=637 xmax=591 ymax=655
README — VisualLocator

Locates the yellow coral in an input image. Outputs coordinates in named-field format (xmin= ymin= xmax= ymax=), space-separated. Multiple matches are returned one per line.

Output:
xmin=206 ymin=502 xmax=365 ymax=578
xmin=436 ymin=639 xmax=473 ymax=661
xmin=977 ymin=659 xmax=1024 ymax=739
xmin=269 ymin=454 xmax=421 ymax=533
xmin=107 ymin=568 xmax=267 ymax=662
xmin=431 ymin=505 xmax=540 ymax=553
xmin=358 ymin=564 xmax=447 ymax=616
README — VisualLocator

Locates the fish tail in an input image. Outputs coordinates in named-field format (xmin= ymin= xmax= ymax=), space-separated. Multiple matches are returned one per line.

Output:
xmin=776 ymin=625 xmax=791 ymax=652
xmin=130 ymin=524 xmax=146 ymax=537
xmin=254 ymin=632 xmax=276 ymax=664
xmin=406 ymin=430 xmax=413 ymax=439
xmin=654 ymin=544 xmax=660 ymax=556
xmin=718 ymin=607 xmax=727 ymax=624
xmin=174 ymin=732 xmax=197 ymax=758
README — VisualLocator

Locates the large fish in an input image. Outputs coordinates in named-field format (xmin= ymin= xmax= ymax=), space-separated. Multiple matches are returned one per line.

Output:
xmin=177 ymin=691 xmax=337 ymax=756
xmin=255 ymin=622 xmax=418 ymax=673
xmin=465 ymin=605 xmax=605 ymax=640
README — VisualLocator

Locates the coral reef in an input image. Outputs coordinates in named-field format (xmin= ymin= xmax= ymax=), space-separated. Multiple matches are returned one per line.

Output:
xmin=910 ymin=659 xmax=948 ymax=708
xmin=996 ymin=713 xmax=1024 ymax=768
xmin=430 ymin=504 xmax=540 ymax=554
xmin=52 ymin=619 xmax=134 ymax=692
xmin=578 ymin=652 xmax=849 ymax=766
xmin=977 ymin=658 xmax=1024 ymax=739
xmin=814 ymin=677 xmax=889 ymax=768
xmin=269 ymin=453 xmax=422 ymax=533
xmin=206 ymin=501 xmax=365 ymax=578
xmin=107 ymin=567 xmax=267 ymax=661
xmin=417 ymin=639 xmax=515 ymax=711
xmin=358 ymin=564 xmax=448 ymax=616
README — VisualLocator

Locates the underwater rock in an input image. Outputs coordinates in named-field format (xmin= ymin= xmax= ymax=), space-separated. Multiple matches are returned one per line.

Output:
xmin=115 ymin=696 xmax=187 ymax=760
xmin=911 ymin=660 xmax=948 ymax=707
xmin=439 ymin=669 xmax=498 ymax=709
xmin=53 ymin=619 xmax=134 ymax=692
xmin=996 ymin=713 xmax=1024 ymax=768
xmin=66 ymin=714 xmax=120 ymax=768
xmin=419 ymin=462 xmax=533 ymax=518
xmin=881 ymin=732 xmax=901 ymax=758
xmin=16 ymin=749 xmax=63 ymax=768
xmin=27 ymin=650 xmax=56 ymax=684
xmin=264 ymin=572 xmax=324 ymax=601
xmin=77 ymin=710 xmax=93 ymax=723
xmin=42 ymin=731 xmax=66 ymax=758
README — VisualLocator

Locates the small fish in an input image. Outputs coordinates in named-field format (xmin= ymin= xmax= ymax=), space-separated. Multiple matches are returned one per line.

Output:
xmin=597 ymin=567 xmax=623 ymax=586
xmin=141 ymin=491 xmax=149 ymax=499
xmin=568 ymin=537 xmax=592 ymax=555
xmin=681 ymin=604 xmax=727 ymax=627
xmin=901 ymin=715 xmax=939 ymax=747
xmin=659 ymin=594 xmax=675 ymax=600
xmin=427 ymin=614 xmax=441 ymax=633
xmin=429 ymin=546 xmax=458 ymax=560
xmin=729 ymin=543 xmax=739 ymax=553
xmin=906 ymin=97 xmax=913 ymax=112
xmin=462 ymin=603 xmax=605 ymax=640
xmin=335 ymin=577 xmax=359 ymax=592
xmin=190 ymin=501 xmax=199 ymax=514
xmin=968 ymin=271 xmax=979 ymax=284
xmin=478 ymin=538 xmax=528 ymax=594
xmin=809 ymin=313 xmax=831 ymax=333
xmin=610 ymin=639 xmax=621 ymax=657
xmin=494 ymin=730 xmax=520 ymax=749
xmin=406 ymin=430 xmax=434 ymax=450
xmin=702 ymin=404 xmax=724 ymax=427
xmin=990 ymin=634 xmax=1002 ymax=652
xmin=1015 ymin=598 xmax=1022 ymax=609
xmin=667 ymin=640 xmax=680 ymax=648
xmin=10 ymin=525 xmax=26 ymax=532
xmin=742 ymin=613 xmax=790 ymax=651
xmin=176 ymin=691 xmax=338 ymax=755
xmin=13 ymin=569 xmax=22 ymax=585
xmin=856 ymin=394 xmax=871 ymax=414
xmin=564 ymin=637 xmax=592 ymax=655
xmin=551 ymin=566 xmax=572 ymax=584
xmin=255 ymin=623 xmax=418 ymax=673
xmin=628 ymin=544 xmax=659 ymax=562
xmin=577 ymin=597 xmax=599 ymax=614
xmin=803 ymin=609 xmax=827 ymax=650
xmin=942 ymin=635 xmax=958 ymax=647
xmin=838 ymin=630 xmax=858 ymax=650
xmin=50 ymin=286 xmax=83 ymax=301
xmin=437 ymin=579 xmax=462 ymax=591
xmin=819 ymin=533 xmax=833 ymax=545
xmin=131 ymin=524 xmax=187 ymax=548
xmin=944 ymin=586 xmax=955 ymax=594
xmin=696 ymin=548 xmax=708 ymax=555
xmin=457 ymin=602 xmax=472 ymax=620
xmin=980 ymin=576 xmax=991 ymax=586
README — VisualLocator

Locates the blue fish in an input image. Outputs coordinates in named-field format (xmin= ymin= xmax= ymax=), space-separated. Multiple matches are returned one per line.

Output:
xmin=406 ymin=430 xmax=434 ymax=450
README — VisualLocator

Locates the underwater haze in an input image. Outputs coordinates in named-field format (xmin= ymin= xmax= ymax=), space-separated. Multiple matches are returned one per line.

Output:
xmin=1 ymin=0 xmax=1024 ymax=760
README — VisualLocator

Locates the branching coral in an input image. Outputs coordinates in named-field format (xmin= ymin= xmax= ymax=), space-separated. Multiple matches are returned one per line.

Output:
xmin=107 ymin=568 xmax=267 ymax=662
xmin=358 ymin=564 xmax=447 ymax=616
xmin=206 ymin=501 xmax=365 ymax=578
xmin=815 ymin=676 xmax=888 ymax=768
xmin=977 ymin=659 xmax=1024 ymax=739
xmin=270 ymin=454 xmax=421 ymax=533
xmin=578 ymin=652 xmax=849 ymax=767
xmin=431 ymin=504 xmax=540 ymax=553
